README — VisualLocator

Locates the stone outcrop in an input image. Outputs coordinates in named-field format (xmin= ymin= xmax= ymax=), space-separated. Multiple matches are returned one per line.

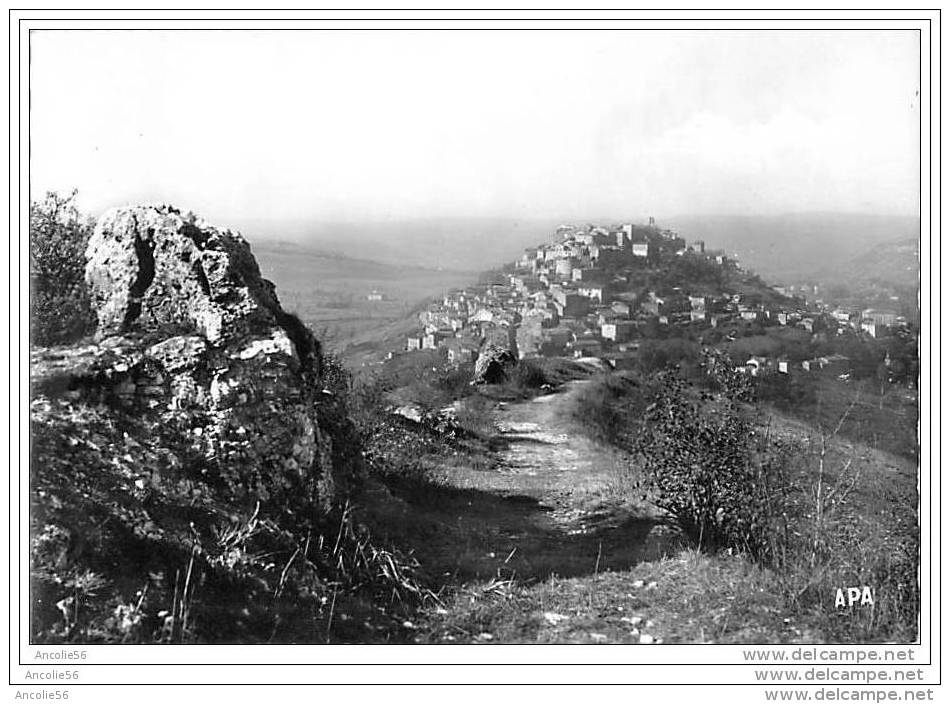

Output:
xmin=32 ymin=204 xmax=360 ymax=514
xmin=85 ymin=206 xmax=319 ymax=367
xmin=472 ymin=343 xmax=517 ymax=385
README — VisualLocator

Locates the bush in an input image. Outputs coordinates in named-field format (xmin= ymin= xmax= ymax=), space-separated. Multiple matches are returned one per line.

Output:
xmin=637 ymin=338 xmax=701 ymax=375
xmin=634 ymin=371 xmax=789 ymax=563
xmin=30 ymin=191 xmax=97 ymax=346
xmin=338 ymin=367 xmax=453 ymax=491
xmin=320 ymin=351 xmax=354 ymax=397
xmin=513 ymin=358 xmax=549 ymax=389
xmin=503 ymin=357 xmax=593 ymax=396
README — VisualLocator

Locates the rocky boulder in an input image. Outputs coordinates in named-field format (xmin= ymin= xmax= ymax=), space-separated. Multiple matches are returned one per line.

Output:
xmin=85 ymin=206 xmax=318 ymax=364
xmin=33 ymin=204 xmax=360 ymax=515
xmin=472 ymin=343 xmax=517 ymax=385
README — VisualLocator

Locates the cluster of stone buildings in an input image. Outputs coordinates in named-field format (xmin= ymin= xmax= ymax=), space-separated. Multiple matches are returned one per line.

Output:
xmin=406 ymin=282 xmax=515 ymax=364
xmin=400 ymin=220 xmax=907 ymax=377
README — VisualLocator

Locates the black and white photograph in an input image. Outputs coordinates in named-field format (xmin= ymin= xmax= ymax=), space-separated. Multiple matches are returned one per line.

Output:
xmin=11 ymin=6 xmax=938 ymax=700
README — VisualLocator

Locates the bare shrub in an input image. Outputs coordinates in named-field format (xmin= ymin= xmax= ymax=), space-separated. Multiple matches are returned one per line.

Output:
xmin=30 ymin=190 xmax=96 ymax=345
xmin=634 ymin=371 xmax=790 ymax=562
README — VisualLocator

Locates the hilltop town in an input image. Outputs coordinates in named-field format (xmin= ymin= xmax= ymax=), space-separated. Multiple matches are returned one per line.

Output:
xmin=398 ymin=219 xmax=913 ymax=380
xmin=28 ymin=199 xmax=921 ymax=649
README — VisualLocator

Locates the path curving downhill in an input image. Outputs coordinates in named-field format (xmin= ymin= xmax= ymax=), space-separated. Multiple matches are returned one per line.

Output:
xmin=404 ymin=380 xmax=678 ymax=587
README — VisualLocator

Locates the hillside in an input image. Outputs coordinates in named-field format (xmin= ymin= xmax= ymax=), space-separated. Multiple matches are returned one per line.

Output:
xmin=241 ymin=217 xmax=559 ymax=272
xmin=666 ymin=212 xmax=920 ymax=283
xmin=251 ymin=240 xmax=479 ymax=359
xmin=29 ymin=199 xmax=920 ymax=647
xmin=828 ymin=237 xmax=920 ymax=289
xmin=807 ymin=237 xmax=920 ymax=315
xmin=242 ymin=213 xmax=921 ymax=294
xmin=364 ymin=377 xmax=917 ymax=644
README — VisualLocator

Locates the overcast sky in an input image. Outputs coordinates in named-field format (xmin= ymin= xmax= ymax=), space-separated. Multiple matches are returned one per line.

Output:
xmin=30 ymin=30 xmax=920 ymax=228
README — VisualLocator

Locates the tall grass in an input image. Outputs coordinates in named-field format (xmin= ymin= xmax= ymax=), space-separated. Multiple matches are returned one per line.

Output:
xmin=486 ymin=357 xmax=595 ymax=400
xmin=563 ymin=363 xmax=919 ymax=642
xmin=566 ymin=371 xmax=655 ymax=448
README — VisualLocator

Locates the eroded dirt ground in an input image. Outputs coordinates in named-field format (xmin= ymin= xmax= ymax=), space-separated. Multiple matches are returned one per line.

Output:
xmin=359 ymin=381 xmax=689 ymax=644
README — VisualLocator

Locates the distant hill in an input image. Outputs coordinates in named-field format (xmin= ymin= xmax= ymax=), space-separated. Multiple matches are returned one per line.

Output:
xmin=251 ymin=239 xmax=478 ymax=291
xmin=239 ymin=213 xmax=920 ymax=283
xmin=239 ymin=217 xmax=559 ymax=272
xmin=249 ymin=239 xmax=480 ymax=360
xmin=833 ymin=237 xmax=920 ymax=290
xmin=807 ymin=237 xmax=921 ymax=316
xmin=243 ymin=213 xmax=923 ymax=355
xmin=665 ymin=213 xmax=920 ymax=283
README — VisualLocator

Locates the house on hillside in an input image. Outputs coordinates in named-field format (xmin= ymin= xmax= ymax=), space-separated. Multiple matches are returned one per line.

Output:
xmin=801 ymin=355 xmax=851 ymax=374
xmin=572 ymin=267 xmax=607 ymax=283
xmin=601 ymin=320 xmax=637 ymax=343
xmin=777 ymin=311 xmax=801 ymax=326
xmin=861 ymin=320 xmax=891 ymax=339
xmin=740 ymin=309 xmax=763 ymax=322
xmin=470 ymin=308 xmax=495 ymax=324
xmin=541 ymin=327 xmax=573 ymax=356
xmin=515 ymin=315 xmax=544 ymax=359
xmin=604 ymin=350 xmax=639 ymax=370
xmin=744 ymin=356 xmax=770 ymax=377
xmin=690 ymin=309 xmax=709 ymax=323
xmin=641 ymin=292 xmax=665 ymax=316
xmin=863 ymin=309 xmax=899 ymax=327
xmin=578 ymin=285 xmax=605 ymax=303
xmin=610 ymin=300 xmax=632 ymax=318
xmin=554 ymin=257 xmax=576 ymax=278
xmin=571 ymin=339 xmax=603 ymax=358
xmin=424 ymin=329 xmax=455 ymax=350
xmin=444 ymin=339 xmax=479 ymax=364
xmin=553 ymin=291 xmax=590 ymax=318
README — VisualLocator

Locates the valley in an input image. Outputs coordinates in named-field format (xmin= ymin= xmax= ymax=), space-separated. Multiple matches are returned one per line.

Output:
xmin=252 ymin=240 xmax=480 ymax=365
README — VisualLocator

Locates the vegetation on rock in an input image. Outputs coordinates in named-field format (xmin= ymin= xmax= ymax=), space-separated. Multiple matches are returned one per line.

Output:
xmin=30 ymin=190 xmax=97 ymax=345
xmin=29 ymin=199 xmax=429 ymax=643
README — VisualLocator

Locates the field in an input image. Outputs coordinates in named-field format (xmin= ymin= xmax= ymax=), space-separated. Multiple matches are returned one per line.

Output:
xmin=765 ymin=375 xmax=919 ymax=461
xmin=252 ymin=240 xmax=478 ymax=363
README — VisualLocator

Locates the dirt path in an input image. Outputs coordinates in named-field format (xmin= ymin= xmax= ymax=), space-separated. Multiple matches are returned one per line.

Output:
xmin=366 ymin=379 xmax=915 ymax=644
xmin=491 ymin=380 xmax=634 ymax=530
xmin=363 ymin=380 xmax=685 ymax=644
xmin=394 ymin=380 xmax=677 ymax=590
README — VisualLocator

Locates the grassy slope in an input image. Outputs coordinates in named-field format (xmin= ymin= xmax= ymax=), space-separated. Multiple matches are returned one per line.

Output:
xmin=246 ymin=224 xmax=919 ymax=645
xmin=414 ymin=550 xmax=790 ymax=645
xmin=766 ymin=375 xmax=920 ymax=461
xmin=252 ymin=241 xmax=478 ymax=359
xmin=360 ymin=372 xmax=918 ymax=645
